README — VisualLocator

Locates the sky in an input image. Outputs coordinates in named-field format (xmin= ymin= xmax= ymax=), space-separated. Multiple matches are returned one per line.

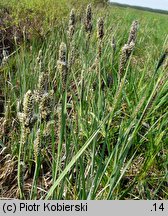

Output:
xmin=110 ymin=0 xmax=168 ymax=11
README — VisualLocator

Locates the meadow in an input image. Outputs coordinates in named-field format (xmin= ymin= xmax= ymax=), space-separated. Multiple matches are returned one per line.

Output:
xmin=0 ymin=1 xmax=168 ymax=200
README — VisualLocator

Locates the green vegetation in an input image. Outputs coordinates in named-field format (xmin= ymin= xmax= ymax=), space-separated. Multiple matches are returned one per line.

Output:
xmin=110 ymin=2 xmax=168 ymax=15
xmin=0 ymin=1 xmax=168 ymax=200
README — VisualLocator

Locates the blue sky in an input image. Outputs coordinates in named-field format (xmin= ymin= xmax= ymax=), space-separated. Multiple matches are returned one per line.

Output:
xmin=110 ymin=0 xmax=168 ymax=10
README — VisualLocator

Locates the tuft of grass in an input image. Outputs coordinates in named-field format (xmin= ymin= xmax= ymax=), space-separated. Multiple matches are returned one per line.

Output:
xmin=0 ymin=2 xmax=168 ymax=200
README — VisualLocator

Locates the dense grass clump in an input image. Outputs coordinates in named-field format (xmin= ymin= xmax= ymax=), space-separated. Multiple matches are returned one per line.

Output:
xmin=0 ymin=2 xmax=168 ymax=200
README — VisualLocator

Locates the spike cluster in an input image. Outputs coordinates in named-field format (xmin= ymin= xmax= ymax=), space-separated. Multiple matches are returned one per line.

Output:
xmin=111 ymin=35 xmax=116 ymax=65
xmin=35 ymin=49 xmax=43 ymax=71
xmin=57 ymin=42 xmax=68 ymax=90
xmin=23 ymin=90 xmax=34 ymax=127
xmin=34 ymin=70 xmax=54 ymax=122
xmin=39 ymin=90 xmax=54 ymax=122
xmin=85 ymin=4 xmax=92 ymax=37
xmin=111 ymin=36 xmax=116 ymax=53
xmin=38 ymin=72 xmax=49 ymax=92
xmin=17 ymin=90 xmax=36 ymax=166
xmin=34 ymin=72 xmax=49 ymax=102
xmin=97 ymin=18 xmax=104 ymax=41
xmin=68 ymin=42 xmax=76 ymax=68
xmin=97 ymin=17 xmax=104 ymax=58
xmin=118 ymin=41 xmax=135 ymax=77
xmin=118 ymin=20 xmax=138 ymax=78
xmin=18 ymin=90 xmax=35 ymax=131
xmin=1 ymin=49 xmax=9 ymax=66
xmin=68 ymin=9 xmax=76 ymax=40
xmin=127 ymin=20 xmax=139 ymax=45
xmin=43 ymin=120 xmax=55 ymax=138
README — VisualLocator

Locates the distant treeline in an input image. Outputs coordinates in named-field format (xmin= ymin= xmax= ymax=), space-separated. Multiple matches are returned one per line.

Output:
xmin=110 ymin=2 xmax=168 ymax=15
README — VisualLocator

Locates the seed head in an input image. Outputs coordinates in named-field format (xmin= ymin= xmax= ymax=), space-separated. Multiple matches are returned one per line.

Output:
xmin=57 ymin=42 xmax=68 ymax=89
xmin=126 ymin=41 xmax=135 ymax=57
xmin=1 ymin=49 xmax=9 ymax=65
xmin=58 ymin=42 xmax=67 ymax=64
xmin=43 ymin=120 xmax=55 ymax=138
xmin=69 ymin=8 xmax=75 ymax=26
xmin=156 ymin=48 xmax=168 ymax=72
xmin=68 ymin=42 xmax=76 ymax=68
xmin=17 ymin=112 xmax=25 ymax=124
xmin=85 ymin=4 xmax=92 ymax=34
xmin=127 ymin=20 xmax=139 ymax=45
xmin=97 ymin=18 xmax=104 ymax=41
xmin=55 ymin=107 xmax=61 ymax=145
xmin=68 ymin=9 xmax=76 ymax=40
xmin=34 ymin=72 xmax=49 ymax=102
xmin=23 ymin=90 xmax=34 ymax=127
xmin=35 ymin=49 xmax=43 ymax=71
xmin=38 ymin=72 xmax=49 ymax=92
xmin=37 ymin=49 xmax=42 ymax=62
xmin=39 ymin=90 xmax=54 ymax=122
xmin=86 ymin=4 xmax=92 ymax=22
xmin=119 ymin=41 xmax=135 ymax=77
xmin=68 ymin=25 xmax=75 ymax=40
xmin=111 ymin=36 xmax=116 ymax=53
